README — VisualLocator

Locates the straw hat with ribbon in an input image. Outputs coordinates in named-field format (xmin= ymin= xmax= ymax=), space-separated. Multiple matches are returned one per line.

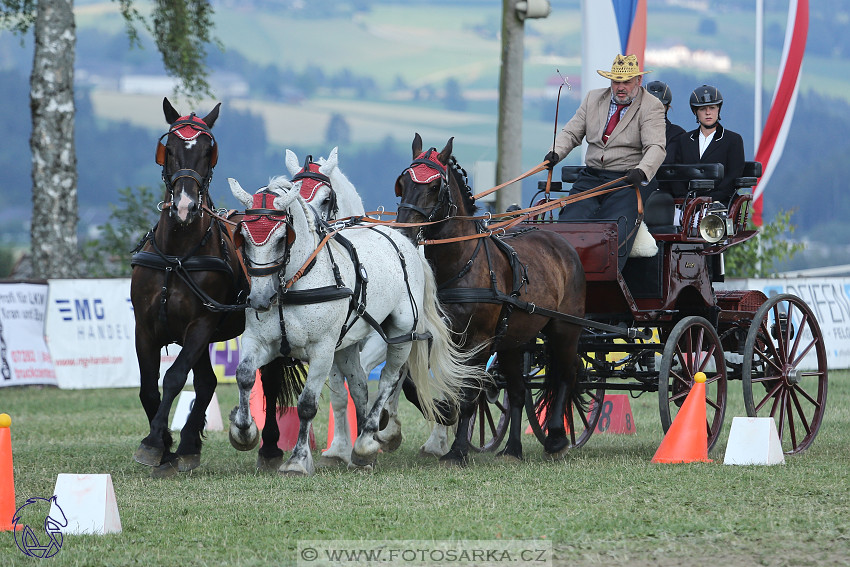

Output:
xmin=597 ymin=54 xmax=650 ymax=81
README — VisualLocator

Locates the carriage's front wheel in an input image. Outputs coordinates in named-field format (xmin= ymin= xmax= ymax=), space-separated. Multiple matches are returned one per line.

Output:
xmin=658 ymin=316 xmax=727 ymax=451
xmin=465 ymin=387 xmax=510 ymax=453
xmin=523 ymin=350 xmax=604 ymax=450
xmin=742 ymin=294 xmax=828 ymax=454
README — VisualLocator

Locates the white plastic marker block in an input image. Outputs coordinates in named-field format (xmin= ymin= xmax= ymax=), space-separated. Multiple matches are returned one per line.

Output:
xmin=723 ymin=416 xmax=786 ymax=465
xmin=50 ymin=474 xmax=122 ymax=534
xmin=170 ymin=391 xmax=224 ymax=431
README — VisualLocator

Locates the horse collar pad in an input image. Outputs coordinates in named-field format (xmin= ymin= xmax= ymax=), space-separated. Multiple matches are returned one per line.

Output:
xmin=242 ymin=191 xmax=288 ymax=246
xmin=407 ymin=149 xmax=446 ymax=183
xmin=292 ymin=162 xmax=332 ymax=202
xmin=171 ymin=114 xmax=212 ymax=142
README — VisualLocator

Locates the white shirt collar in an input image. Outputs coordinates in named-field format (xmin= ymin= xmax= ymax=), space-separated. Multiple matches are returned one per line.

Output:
xmin=698 ymin=129 xmax=716 ymax=157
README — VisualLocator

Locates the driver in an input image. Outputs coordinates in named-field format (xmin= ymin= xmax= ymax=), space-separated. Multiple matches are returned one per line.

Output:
xmin=543 ymin=54 xmax=666 ymax=270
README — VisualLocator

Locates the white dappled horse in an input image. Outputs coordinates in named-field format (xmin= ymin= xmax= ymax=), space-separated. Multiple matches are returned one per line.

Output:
xmin=227 ymin=177 xmax=481 ymax=475
xmin=285 ymin=147 xmax=451 ymax=461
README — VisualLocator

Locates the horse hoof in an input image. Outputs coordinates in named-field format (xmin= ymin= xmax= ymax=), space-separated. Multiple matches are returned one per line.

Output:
xmin=379 ymin=433 xmax=404 ymax=453
xmin=347 ymin=461 xmax=374 ymax=473
xmin=419 ymin=446 xmax=442 ymax=458
xmin=317 ymin=455 xmax=348 ymax=468
xmin=178 ymin=454 xmax=201 ymax=472
xmin=228 ymin=421 xmax=260 ymax=451
xmin=133 ymin=443 xmax=163 ymax=467
xmin=350 ymin=451 xmax=377 ymax=469
xmin=256 ymin=454 xmax=284 ymax=473
xmin=279 ymin=462 xmax=313 ymax=477
xmin=438 ymin=451 xmax=468 ymax=467
xmin=544 ymin=436 xmax=570 ymax=460
xmin=151 ymin=459 xmax=179 ymax=479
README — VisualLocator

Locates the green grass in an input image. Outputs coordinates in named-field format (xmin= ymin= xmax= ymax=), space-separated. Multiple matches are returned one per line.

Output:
xmin=2 ymin=371 xmax=849 ymax=566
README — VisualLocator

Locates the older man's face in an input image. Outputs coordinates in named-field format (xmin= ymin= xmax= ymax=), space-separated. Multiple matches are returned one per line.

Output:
xmin=611 ymin=76 xmax=642 ymax=104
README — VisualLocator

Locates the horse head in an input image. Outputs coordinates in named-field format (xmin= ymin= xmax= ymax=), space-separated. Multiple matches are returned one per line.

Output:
xmin=157 ymin=97 xmax=221 ymax=225
xmin=229 ymin=176 xmax=303 ymax=311
xmin=396 ymin=134 xmax=477 ymax=241
xmin=285 ymin=149 xmax=338 ymax=222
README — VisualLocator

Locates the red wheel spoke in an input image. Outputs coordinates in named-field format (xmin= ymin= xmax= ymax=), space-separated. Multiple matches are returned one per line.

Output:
xmin=789 ymin=387 xmax=812 ymax=436
xmin=771 ymin=304 xmax=788 ymax=361
xmin=787 ymin=310 xmax=807 ymax=362
xmin=790 ymin=336 xmax=817 ymax=368
xmin=483 ymin=404 xmax=497 ymax=438
xmin=775 ymin=389 xmax=787 ymax=439
xmin=785 ymin=391 xmax=798 ymax=449
xmin=706 ymin=395 xmax=721 ymax=411
xmin=753 ymin=344 xmax=784 ymax=375
xmin=791 ymin=382 xmax=820 ymax=412
xmin=759 ymin=381 xmax=784 ymax=414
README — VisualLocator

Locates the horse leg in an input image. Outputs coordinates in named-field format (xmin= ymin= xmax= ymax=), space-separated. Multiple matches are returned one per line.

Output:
xmin=351 ymin=343 xmax=408 ymax=468
xmin=280 ymin=350 xmax=335 ymax=476
xmin=134 ymin=340 xmax=201 ymax=469
xmin=316 ymin=363 xmax=355 ymax=468
xmin=494 ymin=350 xmax=525 ymax=462
xmin=230 ymin=334 xmax=275 ymax=452
xmin=376 ymin=377 xmax=404 ymax=452
xmin=168 ymin=354 xmax=217 ymax=474
xmin=543 ymin=323 xmax=582 ymax=460
xmin=256 ymin=359 xmax=285 ymax=472
xmin=419 ymin=424 xmax=449 ymax=458
xmin=134 ymin=332 xmax=173 ymax=466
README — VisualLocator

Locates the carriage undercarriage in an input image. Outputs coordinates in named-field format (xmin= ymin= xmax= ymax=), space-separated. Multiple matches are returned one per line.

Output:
xmin=463 ymin=163 xmax=828 ymax=457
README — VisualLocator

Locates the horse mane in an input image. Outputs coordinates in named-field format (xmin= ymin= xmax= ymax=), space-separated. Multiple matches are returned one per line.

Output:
xmin=447 ymin=156 xmax=478 ymax=216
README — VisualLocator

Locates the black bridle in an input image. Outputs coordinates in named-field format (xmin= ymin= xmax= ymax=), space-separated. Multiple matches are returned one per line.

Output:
xmin=155 ymin=114 xmax=218 ymax=219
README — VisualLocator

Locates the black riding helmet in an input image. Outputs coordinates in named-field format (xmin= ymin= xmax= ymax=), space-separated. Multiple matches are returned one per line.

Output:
xmin=646 ymin=80 xmax=672 ymax=107
xmin=689 ymin=84 xmax=723 ymax=115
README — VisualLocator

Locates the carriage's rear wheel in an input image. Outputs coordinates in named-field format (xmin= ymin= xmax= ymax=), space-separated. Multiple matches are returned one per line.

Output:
xmin=658 ymin=316 xmax=727 ymax=451
xmin=742 ymin=294 xmax=828 ymax=454
xmin=523 ymin=351 xmax=604 ymax=450
xmin=465 ymin=387 xmax=510 ymax=453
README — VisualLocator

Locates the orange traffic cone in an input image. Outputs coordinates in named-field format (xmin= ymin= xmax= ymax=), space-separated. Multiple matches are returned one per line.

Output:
xmin=324 ymin=382 xmax=357 ymax=450
xmin=0 ymin=413 xmax=22 ymax=531
xmin=652 ymin=372 xmax=712 ymax=463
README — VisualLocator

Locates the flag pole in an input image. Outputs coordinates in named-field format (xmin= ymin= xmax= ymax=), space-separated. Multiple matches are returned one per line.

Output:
xmin=754 ymin=0 xmax=764 ymax=275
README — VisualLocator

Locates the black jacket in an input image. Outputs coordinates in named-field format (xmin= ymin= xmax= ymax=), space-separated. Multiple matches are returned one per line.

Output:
xmin=673 ymin=123 xmax=745 ymax=203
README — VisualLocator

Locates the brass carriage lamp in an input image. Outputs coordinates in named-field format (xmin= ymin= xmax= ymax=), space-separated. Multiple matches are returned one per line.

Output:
xmin=516 ymin=0 xmax=551 ymax=20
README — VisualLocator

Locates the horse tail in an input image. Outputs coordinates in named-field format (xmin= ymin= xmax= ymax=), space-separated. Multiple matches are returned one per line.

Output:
xmin=406 ymin=252 xmax=488 ymax=422
xmin=261 ymin=358 xmax=307 ymax=409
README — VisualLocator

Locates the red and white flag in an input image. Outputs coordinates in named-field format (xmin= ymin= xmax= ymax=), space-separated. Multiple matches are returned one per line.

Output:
xmin=752 ymin=0 xmax=809 ymax=226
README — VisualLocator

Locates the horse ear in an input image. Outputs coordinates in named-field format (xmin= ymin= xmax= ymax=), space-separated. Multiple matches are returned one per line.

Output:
xmin=285 ymin=149 xmax=300 ymax=176
xmin=163 ymin=97 xmax=180 ymax=125
xmin=412 ymin=133 xmax=423 ymax=158
xmin=320 ymin=147 xmax=338 ymax=175
xmin=203 ymin=102 xmax=221 ymax=128
xmin=228 ymin=178 xmax=253 ymax=208
xmin=438 ymin=137 xmax=454 ymax=165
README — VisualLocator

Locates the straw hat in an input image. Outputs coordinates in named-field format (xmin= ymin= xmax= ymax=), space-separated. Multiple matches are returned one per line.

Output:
xmin=597 ymin=54 xmax=650 ymax=81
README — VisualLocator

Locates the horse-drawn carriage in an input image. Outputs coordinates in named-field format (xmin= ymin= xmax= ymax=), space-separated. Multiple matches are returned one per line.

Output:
xmin=462 ymin=159 xmax=828 ymax=456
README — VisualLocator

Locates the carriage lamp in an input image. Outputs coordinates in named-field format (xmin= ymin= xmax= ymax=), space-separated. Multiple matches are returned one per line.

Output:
xmin=516 ymin=0 xmax=551 ymax=20
xmin=698 ymin=204 xmax=734 ymax=243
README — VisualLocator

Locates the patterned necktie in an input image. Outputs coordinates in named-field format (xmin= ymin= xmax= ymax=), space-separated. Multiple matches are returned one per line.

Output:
xmin=602 ymin=104 xmax=628 ymax=143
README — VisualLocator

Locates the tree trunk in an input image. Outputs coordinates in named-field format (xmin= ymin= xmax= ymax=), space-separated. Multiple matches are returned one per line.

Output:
xmin=30 ymin=0 xmax=78 ymax=279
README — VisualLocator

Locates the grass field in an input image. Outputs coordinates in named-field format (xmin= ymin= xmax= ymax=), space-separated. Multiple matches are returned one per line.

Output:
xmin=2 ymin=370 xmax=849 ymax=566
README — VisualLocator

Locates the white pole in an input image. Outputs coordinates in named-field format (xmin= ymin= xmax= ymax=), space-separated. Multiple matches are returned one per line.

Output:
xmin=754 ymin=0 xmax=764 ymax=152
xmin=754 ymin=0 xmax=764 ymax=275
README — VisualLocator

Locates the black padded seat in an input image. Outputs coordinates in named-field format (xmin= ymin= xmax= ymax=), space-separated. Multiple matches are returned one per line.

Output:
xmin=643 ymin=190 xmax=675 ymax=234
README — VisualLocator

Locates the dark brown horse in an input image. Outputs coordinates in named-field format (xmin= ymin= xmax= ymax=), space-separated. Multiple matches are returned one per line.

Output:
xmin=130 ymin=98 xmax=301 ymax=477
xmin=394 ymin=134 xmax=586 ymax=464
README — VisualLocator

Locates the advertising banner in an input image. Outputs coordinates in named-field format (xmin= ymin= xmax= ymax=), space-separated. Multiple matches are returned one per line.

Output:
xmin=719 ymin=278 xmax=850 ymax=369
xmin=0 ymin=282 xmax=57 ymax=387
xmin=44 ymin=279 xmax=241 ymax=388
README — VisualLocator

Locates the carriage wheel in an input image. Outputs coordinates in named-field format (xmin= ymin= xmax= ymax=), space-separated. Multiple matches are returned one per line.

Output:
xmin=658 ymin=316 xmax=727 ymax=451
xmin=465 ymin=387 xmax=510 ymax=452
xmin=523 ymin=353 xmax=605 ymax=450
xmin=742 ymin=294 xmax=828 ymax=454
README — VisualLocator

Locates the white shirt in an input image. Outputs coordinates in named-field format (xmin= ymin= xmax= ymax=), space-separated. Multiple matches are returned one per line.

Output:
xmin=698 ymin=129 xmax=716 ymax=157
